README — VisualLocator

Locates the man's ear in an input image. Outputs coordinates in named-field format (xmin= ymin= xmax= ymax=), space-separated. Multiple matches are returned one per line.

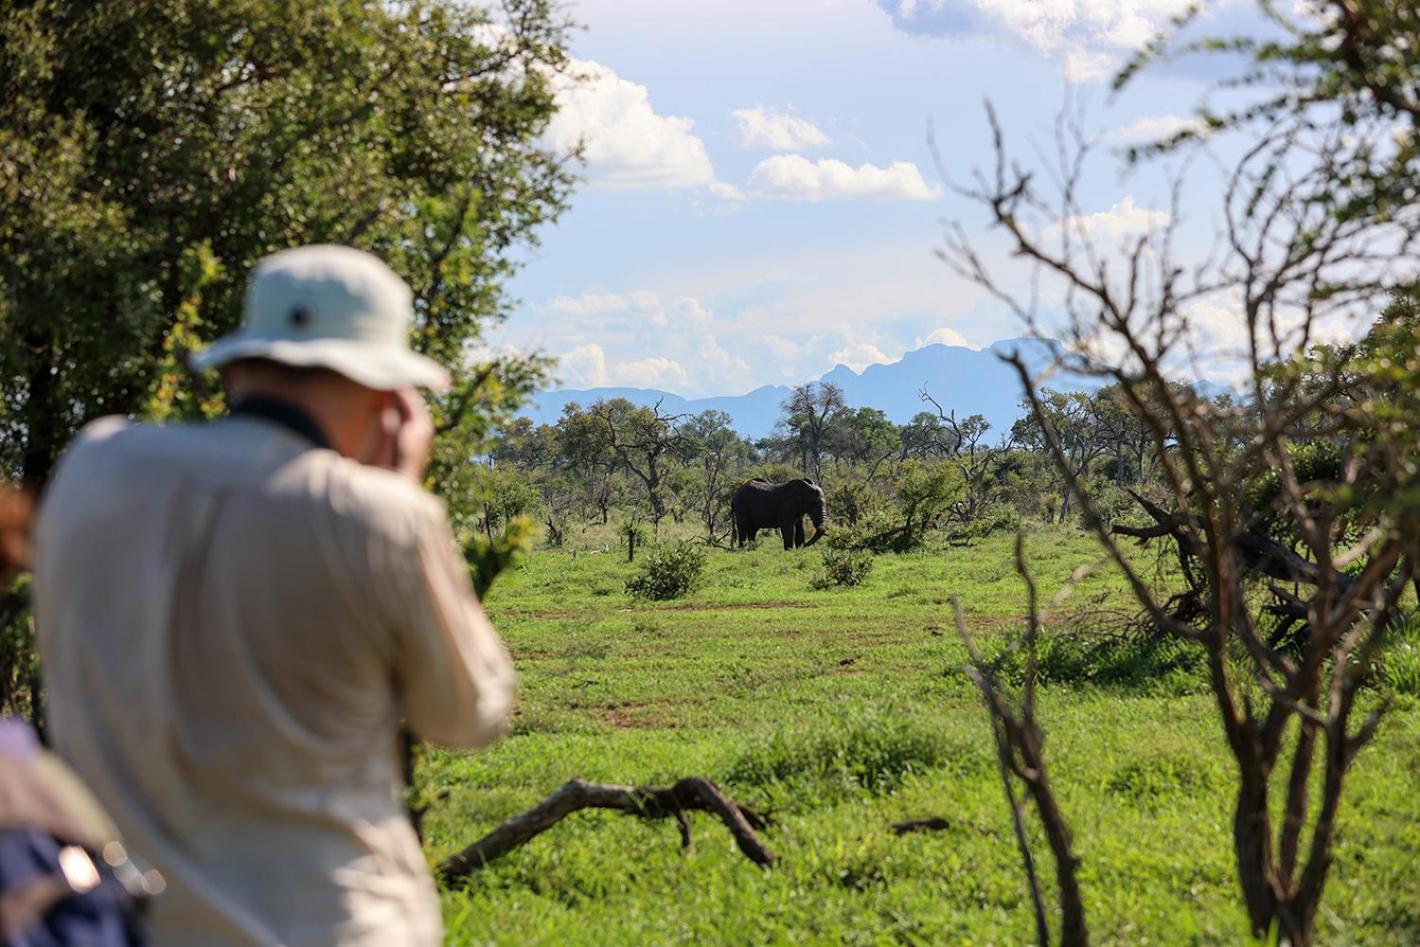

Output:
xmin=218 ymin=363 xmax=246 ymax=399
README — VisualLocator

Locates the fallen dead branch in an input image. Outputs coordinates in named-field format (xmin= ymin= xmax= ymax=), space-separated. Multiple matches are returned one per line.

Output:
xmin=437 ymin=776 xmax=775 ymax=882
xmin=891 ymin=817 xmax=952 ymax=835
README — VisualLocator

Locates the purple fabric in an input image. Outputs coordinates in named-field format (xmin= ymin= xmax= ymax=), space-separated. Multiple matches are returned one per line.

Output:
xmin=0 ymin=827 xmax=147 ymax=946
xmin=0 ymin=717 xmax=39 ymax=762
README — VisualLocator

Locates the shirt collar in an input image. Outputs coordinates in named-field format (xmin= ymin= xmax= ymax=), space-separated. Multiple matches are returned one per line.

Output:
xmin=228 ymin=398 xmax=332 ymax=451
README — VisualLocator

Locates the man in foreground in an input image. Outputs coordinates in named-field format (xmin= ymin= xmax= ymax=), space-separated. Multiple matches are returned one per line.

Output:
xmin=33 ymin=245 xmax=516 ymax=946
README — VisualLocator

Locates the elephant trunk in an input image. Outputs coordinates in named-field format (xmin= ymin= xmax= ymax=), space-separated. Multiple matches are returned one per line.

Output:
xmin=805 ymin=505 xmax=826 ymax=546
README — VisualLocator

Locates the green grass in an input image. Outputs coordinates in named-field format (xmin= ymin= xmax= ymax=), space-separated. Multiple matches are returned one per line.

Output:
xmin=424 ymin=529 xmax=1420 ymax=945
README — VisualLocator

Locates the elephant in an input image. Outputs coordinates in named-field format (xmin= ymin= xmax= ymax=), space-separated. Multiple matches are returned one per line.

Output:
xmin=730 ymin=478 xmax=827 ymax=549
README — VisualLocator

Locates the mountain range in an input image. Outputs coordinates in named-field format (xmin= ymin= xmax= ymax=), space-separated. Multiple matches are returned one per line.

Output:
xmin=521 ymin=338 xmax=1100 ymax=440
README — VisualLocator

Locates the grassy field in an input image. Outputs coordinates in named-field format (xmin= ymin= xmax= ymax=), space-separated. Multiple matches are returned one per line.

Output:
xmin=423 ymin=529 xmax=1420 ymax=945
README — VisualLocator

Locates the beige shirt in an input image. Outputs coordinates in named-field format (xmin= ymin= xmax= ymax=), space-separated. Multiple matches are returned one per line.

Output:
xmin=33 ymin=414 xmax=516 ymax=946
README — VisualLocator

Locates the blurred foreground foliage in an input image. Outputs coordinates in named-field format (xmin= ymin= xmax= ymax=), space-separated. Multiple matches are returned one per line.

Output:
xmin=0 ymin=0 xmax=579 ymax=713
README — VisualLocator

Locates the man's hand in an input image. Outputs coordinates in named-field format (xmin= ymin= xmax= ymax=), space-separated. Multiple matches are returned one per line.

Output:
xmin=386 ymin=388 xmax=434 ymax=482
xmin=360 ymin=388 xmax=434 ymax=481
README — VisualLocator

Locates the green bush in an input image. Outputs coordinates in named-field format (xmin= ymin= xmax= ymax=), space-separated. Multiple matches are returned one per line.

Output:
xmin=1374 ymin=615 xmax=1420 ymax=698
xmin=812 ymin=546 xmax=874 ymax=589
xmin=825 ymin=479 xmax=878 ymax=528
xmin=946 ymin=502 xmax=1020 ymax=544
xmin=824 ymin=511 xmax=914 ymax=554
xmin=624 ymin=540 xmax=706 ymax=601
xmin=462 ymin=516 xmax=536 ymax=600
xmin=995 ymin=621 xmax=1206 ymax=695
xmin=726 ymin=703 xmax=966 ymax=798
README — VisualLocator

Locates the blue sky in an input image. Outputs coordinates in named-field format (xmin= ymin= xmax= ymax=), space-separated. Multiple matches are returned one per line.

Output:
xmin=491 ymin=0 xmax=1267 ymax=397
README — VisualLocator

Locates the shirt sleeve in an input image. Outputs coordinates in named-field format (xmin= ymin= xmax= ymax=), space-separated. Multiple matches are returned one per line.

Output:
xmin=391 ymin=503 xmax=517 ymax=749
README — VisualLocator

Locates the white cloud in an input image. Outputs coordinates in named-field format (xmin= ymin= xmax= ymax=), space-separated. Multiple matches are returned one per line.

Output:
xmin=1048 ymin=196 xmax=1170 ymax=244
xmin=876 ymin=0 xmax=1205 ymax=83
xmin=553 ymin=342 xmax=693 ymax=391
xmin=1062 ymin=48 xmax=1117 ymax=84
xmin=1111 ymin=114 xmax=1209 ymax=145
xmin=546 ymin=290 xmax=713 ymax=330
xmin=708 ymin=181 xmax=748 ymax=201
xmin=828 ymin=340 xmax=894 ymax=372
xmin=558 ymin=343 xmax=610 ymax=388
xmin=978 ymin=0 xmax=1196 ymax=54
xmin=530 ymin=292 xmax=752 ymax=394
xmin=747 ymin=155 xmax=941 ymax=201
xmin=732 ymin=107 xmax=831 ymax=151
xmin=500 ymin=238 xmax=998 ymax=398
xmin=544 ymin=59 xmax=736 ymax=195
xmin=915 ymin=327 xmax=975 ymax=349
xmin=614 ymin=356 xmax=692 ymax=390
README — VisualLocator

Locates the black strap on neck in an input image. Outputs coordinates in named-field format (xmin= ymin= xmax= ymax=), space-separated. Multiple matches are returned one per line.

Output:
xmin=228 ymin=397 xmax=332 ymax=451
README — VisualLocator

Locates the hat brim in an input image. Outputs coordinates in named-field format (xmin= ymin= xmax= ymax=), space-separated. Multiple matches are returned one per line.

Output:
xmin=190 ymin=336 xmax=450 ymax=392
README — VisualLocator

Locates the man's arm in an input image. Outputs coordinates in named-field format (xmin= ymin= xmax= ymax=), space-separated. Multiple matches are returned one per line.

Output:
xmin=393 ymin=506 xmax=516 ymax=748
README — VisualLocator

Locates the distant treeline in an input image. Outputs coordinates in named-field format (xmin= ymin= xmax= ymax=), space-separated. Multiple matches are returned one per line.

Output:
xmin=478 ymin=375 xmax=1224 ymax=551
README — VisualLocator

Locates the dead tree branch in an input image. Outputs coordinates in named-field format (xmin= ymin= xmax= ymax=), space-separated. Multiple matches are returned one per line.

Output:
xmin=438 ymin=777 xmax=775 ymax=882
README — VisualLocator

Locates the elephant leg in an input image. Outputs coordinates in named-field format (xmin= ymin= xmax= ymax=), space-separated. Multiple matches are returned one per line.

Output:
xmin=780 ymin=523 xmax=795 ymax=549
xmin=794 ymin=520 xmax=806 ymax=548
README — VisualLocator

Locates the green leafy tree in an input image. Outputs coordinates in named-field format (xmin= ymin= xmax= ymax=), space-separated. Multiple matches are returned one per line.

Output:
xmin=591 ymin=398 xmax=685 ymax=531
xmin=555 ymin=402 xmax=620 ymax=524
xmin=777 ymin=383 xmax=844 ymax=480
xmin=0 ymin=0 xmax=576 ymax=489
xmin=824 ymin=406 xmax=900 ymax=476
xmin=678 ymin=410 xmax=754 ymax=541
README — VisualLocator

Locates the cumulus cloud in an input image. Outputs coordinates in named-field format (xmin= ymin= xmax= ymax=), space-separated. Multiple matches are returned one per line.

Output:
xmin=875 ymin=0 xmax=1203 ymax=82
xmin=915 ymin=327 xmax=975 ymax=349
xmin=747 ymin=155 xmax=941 ymax=201
xmin=732 ymin=107 xmax=831 ymax=151
xmin=613 ymin=356 xmax=693 ymax=390
xmin=1047 ymin=196 xmax=1170 ymax=244
xmin=874 ymin=0 xmax=986 ymax=36
xmin=828 ymin=340 xmax=895 ymax=372
xmin=1111 ymin=114 xmax=1209 ymax=145
xmin=544 ymin=59 xmax=736 ymax=194
xmin=546 ymin=290 xmax=714 ymax=330
xmin=498 ymin=237 xmax=996 ymax=398
xmin=557 ymin=343 xmax=611 ymax=388
xmin=553 ymin=342 xmax=693 ymax=391
xmin=529 ymin=291 xmax=754 ymax=394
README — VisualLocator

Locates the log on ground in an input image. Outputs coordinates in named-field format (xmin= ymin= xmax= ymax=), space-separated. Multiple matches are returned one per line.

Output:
xmin=438 ymin=776 xmax=775 ymax=882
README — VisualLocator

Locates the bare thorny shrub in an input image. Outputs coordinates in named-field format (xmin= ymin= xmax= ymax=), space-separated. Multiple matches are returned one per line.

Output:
xmin=937 ymin=8 xmax=1420 ymax=941
xmin=955 ymin=536 xmax=1089 ymax=947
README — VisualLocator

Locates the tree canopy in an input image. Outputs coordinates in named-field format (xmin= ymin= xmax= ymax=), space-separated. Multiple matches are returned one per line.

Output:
xmin=0 ymin=0 xmax=576 ymax=487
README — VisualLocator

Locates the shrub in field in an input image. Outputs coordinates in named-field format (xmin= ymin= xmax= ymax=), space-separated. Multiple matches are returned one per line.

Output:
xmin=994 ymin=622 xmax=1206 ymax=695
xmin=824 ymin=511 xmax=914 ymax=554
xmin=726 ymin=703 xmax=969 ymax=798
xmin=946 ymin=502 xmax=1020 ymax=545
xmin=811 ymin=546 xmax=874 ymax=589
xmin=1105 ymin=751 xmax=1223 ymax=807
xmin=1373 ymin=616 xmax=1420 ymax=698
xmin=624 ymin=540 xmax=706 ymax=601
xmin=825 ymin=479 xmax=878 ymax=528
xmin=462 ymin=516 xmax=535 ymax=600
